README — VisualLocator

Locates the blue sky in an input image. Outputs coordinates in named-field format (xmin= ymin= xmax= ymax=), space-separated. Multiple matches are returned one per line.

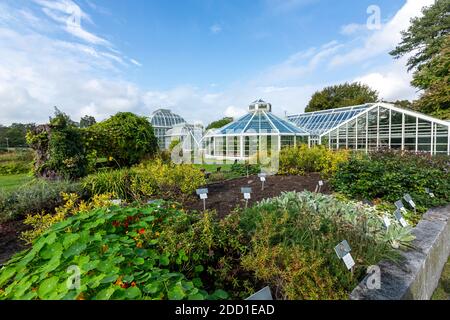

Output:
xmin=0 ymin=0 xmax=435 ymax=125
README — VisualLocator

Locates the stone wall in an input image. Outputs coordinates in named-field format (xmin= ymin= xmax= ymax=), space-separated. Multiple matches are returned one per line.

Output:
xmin=350 ymin=204 xmax=450 ymax=300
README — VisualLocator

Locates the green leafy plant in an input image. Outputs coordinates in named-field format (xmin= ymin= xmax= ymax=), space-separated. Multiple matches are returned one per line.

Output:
xmin=84 ymin=112 xmax=158 ymax=167
xmin=0 ymin=180 xmax=82 ymax=223
xmin=0 ymin=201 xmax=215 ymax=300
xmin=331 ymin=150 xmax=450 ymax=218
xmin=237 ymin=191 xmax=410 ymax=299
xmin=279 ymin=145 xmax=349 ymax=177
xmin=83 ymin=159 xmax=206 ymax=202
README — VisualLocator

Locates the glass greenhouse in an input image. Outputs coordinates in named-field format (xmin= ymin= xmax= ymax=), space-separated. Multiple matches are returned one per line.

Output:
xmin=148 ymin=109 xmax=186 ymax=148
xmin=288 ymin=102 xmax=450 ymax=155
xmin=202 ymin=99 xmax=309 ymax=160
xmin=165 ymin=123 xmax=204 ymax=151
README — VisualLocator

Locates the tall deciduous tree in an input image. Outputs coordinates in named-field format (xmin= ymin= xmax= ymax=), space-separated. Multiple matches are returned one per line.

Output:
xmin=206 ymin=117 xmax=233 ymax=130
xmin=305 ymin=82 xmax=378 ymax=112
xmin=80 ymin=115 xmax=96 ymax=128
xmin=390 ymin=0 xmax=450 ymax=119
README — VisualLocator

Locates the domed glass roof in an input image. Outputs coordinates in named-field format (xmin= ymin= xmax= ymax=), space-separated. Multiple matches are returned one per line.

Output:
xmin=149 ymin=109 xmax=186 ymax=128
xmin=214 ymin=101 xmax=308 ymax=135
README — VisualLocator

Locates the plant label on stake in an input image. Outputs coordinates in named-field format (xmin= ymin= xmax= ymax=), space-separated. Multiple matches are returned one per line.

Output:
xmin=394 ymin=200 xmax=407 ymax=214
xmin=394 ymin=209 xmax=408 ymax=227
xmin=111 ymin=199 xmax=122 ymax=205
xmin=258 ymin=173 xmax=267 ymax=190
xmin=383 ymin=215 xmax=391 ymax=228
xmin=196 ymin=188 xmax=209 ymax=211
xmin=315 ymin=180 xmax=324 ymax=193
xmin=334 ymin=240 xmax=355 ymax=270
xmin=403 ymin=194 xmax=416 ymax=210
xmin=241 ymin=187 xmax=252 ymax=208
xmin=425 ymin=188 xmax=435 ymax=198
xmin=245 ymin=286 xmax=273 ymax=300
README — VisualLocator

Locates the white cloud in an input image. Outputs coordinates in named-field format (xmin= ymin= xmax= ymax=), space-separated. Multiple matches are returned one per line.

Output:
xmin=330 ymin=0 xmax=434 ymax=67
xmin=340 ymin=23 xmax=367 ymax=36
xmin=130 ymin=59 xmax=142 ymax=67
xmin=353 ymin=58 xmax=418 ymax=102
xmin=255 ymin=41 xmax=342 ymax=86
xmin=224 ymin=106 xmax=246 ymax=119
xmin=34 ymin=0 xmax=110 ymax=46
xmin=210 ymin=24 xmax=222 ymax=34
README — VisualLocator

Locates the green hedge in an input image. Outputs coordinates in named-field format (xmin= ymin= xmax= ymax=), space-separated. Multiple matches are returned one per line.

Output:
xmin=331 ymin=150 xmax=450 ymax=213
xmin=0 ymin=180 xmax=82 ymax=222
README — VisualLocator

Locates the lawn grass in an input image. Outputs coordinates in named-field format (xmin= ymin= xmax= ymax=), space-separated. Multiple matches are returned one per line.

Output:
xmin=432 ymin=256 xmax=450 ymax=300
xmin=193 ymin=163 xmax=233 ymax=172
xmin=0 ymin=174 xmax=34 ymax=192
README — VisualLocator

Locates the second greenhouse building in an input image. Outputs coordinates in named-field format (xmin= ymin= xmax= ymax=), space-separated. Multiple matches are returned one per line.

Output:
xmin=202 ymin=100 xmax=450 ymax=160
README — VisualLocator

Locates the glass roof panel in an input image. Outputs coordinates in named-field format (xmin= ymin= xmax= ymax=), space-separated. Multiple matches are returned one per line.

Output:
xmin=216 ymin=111 xmax=308 ymax=135
xmin=150 ymin=109 xmax=186 ymax=128
xmin=287 ymin=103 xmax=373 ymax=135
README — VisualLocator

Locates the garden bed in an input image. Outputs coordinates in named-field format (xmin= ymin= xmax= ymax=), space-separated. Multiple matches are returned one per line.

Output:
xmin=0 ymin=219 xmax=29 ymax=265
xmin=183 ymin=173 xmax=331 ymax=218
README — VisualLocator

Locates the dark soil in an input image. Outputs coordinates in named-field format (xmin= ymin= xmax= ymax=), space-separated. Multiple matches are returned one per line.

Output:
xmin=0 ymin=173 xmax=330 ymax=265
xmin=183 ymin=173 xmax=331 ymax=218
xmin=0 ymin=219 xmax=29 ymax=265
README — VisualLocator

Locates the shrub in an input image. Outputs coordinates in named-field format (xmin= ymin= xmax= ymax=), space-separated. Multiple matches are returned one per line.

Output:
xmin=0 ymin=202 xmax=216 ymax=300
xmin=237 ymin=191 xmax=411 ymax=299
xmin=26 ymin=109 xmax=88 ymax=179
xmin=84 ymin=112 xmax=158 ymax=167
xmin=331 ymin=150 xmax=450 ymax=215
xmin=82 ymin=159 xmax=206 ymax=201
xmin=130 ymin=160 xmax=206 ymax=200
xmin=157 ymin=210 xmax=249 ymax=298
xmin=20 ymin=192 xmax=116 ymax=244
xmin=82 ymin=169 xmax=134 ymax=200
xmin=230 ymin=162 xmax=261 ymax=176
xmin=279 ymin=145 xmax=349 ymax=177
xmin=0 ymin=150 xmax=33 ymax=175
xmin=0 ymin=180 xmax=83 ymax=223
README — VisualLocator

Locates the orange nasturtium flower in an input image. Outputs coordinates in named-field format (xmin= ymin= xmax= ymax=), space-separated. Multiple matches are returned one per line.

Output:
xmin=138 ymin=228 xmax=145 ymax=235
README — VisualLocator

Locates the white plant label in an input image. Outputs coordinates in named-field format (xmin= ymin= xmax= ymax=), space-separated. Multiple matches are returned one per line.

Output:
xmin=244 ymin=193 xmax=251 ymax=200
xmin=200 ymin=193 xmax=208 ymax=200
xmin=399 ymin=217 xmax=408 ymax=228
xmin=408 ymin=200 xmax=416 ymax=208
xmin=383 ymin=216 xmax=391 ymax=228
xmin=318 ymin=180 xmax=324 ymax=186
xmin=260 ymin=176 xmax=266 ymax=182
xmin=342 ymin=253 xmax=355 ymax=270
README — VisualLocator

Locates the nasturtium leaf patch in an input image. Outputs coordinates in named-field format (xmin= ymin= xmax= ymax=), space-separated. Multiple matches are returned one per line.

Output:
xmin=95 ymin=286 xmax=116 ymax=300
xmin=168 ymin=284 xmax=185 ymax=300
xmin=0 ymin=268 xmax=16 ymax=287
xmin=40 ymin=242 xmax=63 ymax=260
xmin=125 ymin=286 xmax=141 ymax=299
xmin=159 ymin=255 xmax=170 ymax=266
xmin=63 ymin=242 xmax=87 ymax=259
xmin=38 ymin=276 xmax=59 ymax=299
xmin=62 ymin=233 xmax=80 ymax=249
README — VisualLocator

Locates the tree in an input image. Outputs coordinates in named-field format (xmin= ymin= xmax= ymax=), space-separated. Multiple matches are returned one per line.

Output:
xmin=0 ymin=123 xmax=36 ymax=148
xmin=80 ymin=115 xmax=96 ymax=128
xmin=206 ymin=117 xmax=233 ymax=130
xmin=390 ymin=0 xmax=450 ymax=119
xmin=305 ymin=82 xmax=378 ymax=112
xmin=383 ymin=100 xmax=414 ymax=110
xmin=27 ymin=108 xmax=87 ymax=179
xmin=85 ymin=112 xmax=158 ymax=167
